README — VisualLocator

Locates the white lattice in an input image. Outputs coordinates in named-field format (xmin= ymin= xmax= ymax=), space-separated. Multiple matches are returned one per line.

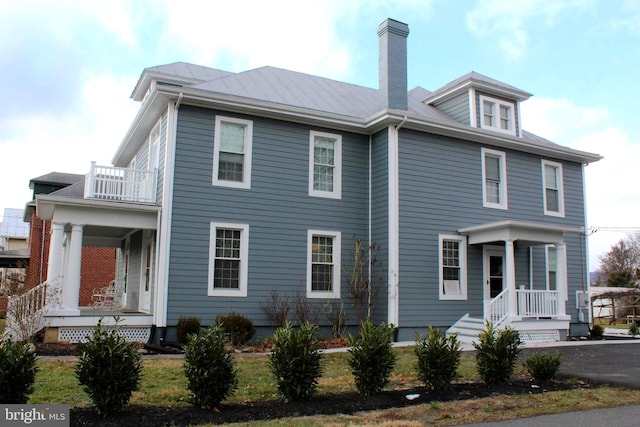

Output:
xmin=58 ymin=327 xmax=151 ymax=343
xmin=519 ymin=330 xmax=559 ymax=344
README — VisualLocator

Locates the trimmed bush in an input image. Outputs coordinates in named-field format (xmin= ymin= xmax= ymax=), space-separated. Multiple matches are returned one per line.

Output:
xmin=269 ymin=321 xmax=323 ymax=401
xmin=630 ymin=322 xmax=640 ymax=336
xmin=524 ymin=352 xmax=562 ymax=381
xmin=0 ymin=337 xmax=38 ymax=403
xmin=414 ymin=326 xmax=461 ymax=391
xmin=216 ymin=312 xmax=256 ymax=346
xmin=589 ymin=324 xmax=604 ymax=340
xmin=473 ymin=322 xmax=521 ymax=385
xmin=176 ymin=316 xmax=201 ymax=344
xmin=184 ymin=322 xmax=238 ymax=408
xmin=75 ymin=319 xmax=142 ymax=416
xmin=348 ymin=318 xmax=396 ymax=396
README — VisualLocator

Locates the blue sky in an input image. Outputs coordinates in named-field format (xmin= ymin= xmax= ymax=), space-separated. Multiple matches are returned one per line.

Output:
xmin=1 ymin=0 xmax=639 ymax=268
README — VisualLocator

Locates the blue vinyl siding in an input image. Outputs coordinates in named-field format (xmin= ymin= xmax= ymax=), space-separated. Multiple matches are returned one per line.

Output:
xmin=166 ymin=106 xmax=369 ymax=327
xmin=396 ymin=128 xmax=587 ymax=331
xmin=434 ymin=92 xmax=470 ymax=125
xmin=370 ymin=130 xmax=389 ymax=323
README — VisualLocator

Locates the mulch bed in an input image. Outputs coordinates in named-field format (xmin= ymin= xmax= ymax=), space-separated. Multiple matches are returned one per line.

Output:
xmin=69 ymin=379 xmax=586 ymax=426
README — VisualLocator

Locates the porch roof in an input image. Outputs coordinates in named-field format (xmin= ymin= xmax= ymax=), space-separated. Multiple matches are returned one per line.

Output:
xmin=458 ymin=220 xmax=584 ymax=246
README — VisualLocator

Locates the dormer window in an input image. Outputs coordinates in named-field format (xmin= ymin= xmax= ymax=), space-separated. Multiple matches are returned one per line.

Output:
xmin=479 ymin=95 xmax=516 ymax=136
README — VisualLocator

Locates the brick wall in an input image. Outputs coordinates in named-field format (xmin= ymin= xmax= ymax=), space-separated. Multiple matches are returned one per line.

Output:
xmin=25 ymin=212 xmax=117 ymax=307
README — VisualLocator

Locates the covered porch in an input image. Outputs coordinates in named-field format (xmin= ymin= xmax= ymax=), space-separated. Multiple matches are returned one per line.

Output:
xmin=7 ymin=193 xmax=160 ymax=342
xmin=449 ymin=220 xmax=583 ymax=344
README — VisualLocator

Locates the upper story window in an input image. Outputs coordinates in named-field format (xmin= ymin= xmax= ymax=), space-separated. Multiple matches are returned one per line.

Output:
xmin=542 ymin=160 xmax=565 ymax=217
xmin=208 ymin=222 xmax=249 ymax=297
xmin=307 ymin=230 xmax=341 ymax=298
xmin=309 ymin=131 xmax=342 ymax=199
xmin=439 ymin=235 xmax=467 ymax=300
xmin=481 ymin=148 xmax=508 ymax=210
xmin=213 ymin=116 xmax=253 ymax=189
xmin=479 ymin=95 xmax=516 ymax=136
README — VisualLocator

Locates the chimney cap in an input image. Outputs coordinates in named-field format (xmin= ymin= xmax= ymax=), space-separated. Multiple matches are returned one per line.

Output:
xmin=377 ymin=18 xmax=409 ymax=37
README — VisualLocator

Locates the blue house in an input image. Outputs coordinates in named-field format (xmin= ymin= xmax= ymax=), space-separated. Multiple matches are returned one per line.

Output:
xmin=9 ymin=18 xmax=601 ymax=344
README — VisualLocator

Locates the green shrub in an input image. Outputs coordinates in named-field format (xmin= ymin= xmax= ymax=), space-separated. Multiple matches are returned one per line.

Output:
xmin=348 ymin=318 xmax=396 ymax=396
xmin=523 ymin=352 xmax=562 ymax=381
xmin=184 ymin=322 xmax=238 ymax=408
xmin=75 ymin=319 xmax=142 ymax=416
xmin=629 ymin=322 xmax=639 ymax=337
xmin=176 ymin=316 xmax=201 ymax=344
xmin=0 ymin=337 xmax=38 ymax=403
xmin=414 ymin=326 xmax=461 ymax=391
xmin=216 ymin=312 xmax=256 ymax=346
xmin=589 ymin=324 xmax=604 ymax=339
xmin=269 ymin=321 xmax=323 ymax=401
xmin=473 ymin=322 xmax=521 ymax=385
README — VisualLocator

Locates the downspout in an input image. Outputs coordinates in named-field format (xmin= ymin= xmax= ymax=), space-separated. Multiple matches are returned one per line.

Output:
xmin=387 ymin=116 xmax=407 ymax=329
xmin=40 ymin=219 xmax=46 ymax=284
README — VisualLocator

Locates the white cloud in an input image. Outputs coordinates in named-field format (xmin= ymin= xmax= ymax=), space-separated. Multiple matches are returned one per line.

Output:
xmin=466 ymin=0 xmax=592 ymax=59
xmin=521 ymin=97 xmax=640 ymax=270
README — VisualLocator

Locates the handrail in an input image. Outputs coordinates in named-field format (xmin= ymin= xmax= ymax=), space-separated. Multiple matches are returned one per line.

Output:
xmin=516 ymin=289 xmax=559 ymax=317
xmin=5 ymin=277 xmax=62 ymax=341
xmin=485 ymin=288 xmax=510 ymax=327
xmin=85 ymin=161 xmax=157 ymax=204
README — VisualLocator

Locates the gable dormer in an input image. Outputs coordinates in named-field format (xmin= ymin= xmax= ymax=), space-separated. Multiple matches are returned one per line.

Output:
xmin=423 ymin=72 xmax=532 ymax=137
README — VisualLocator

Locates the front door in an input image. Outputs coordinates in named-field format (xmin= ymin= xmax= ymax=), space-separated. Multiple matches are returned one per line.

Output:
xmin=483 ymin=247 xmax=504 ymax=300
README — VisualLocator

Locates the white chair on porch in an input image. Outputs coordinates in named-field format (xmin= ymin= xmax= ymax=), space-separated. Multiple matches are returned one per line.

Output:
xmin=91 ymin=280 xmax=124 ymax=310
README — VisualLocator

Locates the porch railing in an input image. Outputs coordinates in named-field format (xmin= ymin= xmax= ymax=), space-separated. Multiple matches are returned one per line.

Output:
xmin=485 ymin=288 xmax=510 ymax=326
xmin=85 ymin=162 xmax=157 ymax=204
xmin=516 ymin=289 xmax=559 ymax=318
xmin=5 ymin=277 xmax=62 ymax=341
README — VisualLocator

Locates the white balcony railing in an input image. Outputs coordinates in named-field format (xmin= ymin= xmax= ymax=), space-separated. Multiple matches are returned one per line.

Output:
xmin=516 ymin=289 xmax=559 ymax=318
xmin=85 ymin=162 xmax=157 ymax=204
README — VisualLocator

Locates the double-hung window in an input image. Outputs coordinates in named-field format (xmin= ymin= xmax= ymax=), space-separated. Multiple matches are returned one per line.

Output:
xmin=307 ymin=230 xmax=341 ymax=298
xmin=542 ymin=160 xmax=564 ymax=217
xmin=439 ymin=235 xmax=467 ymax=300
xmin=479 ymin=95 xmax=516 ymax=136
xmin=213 ymin=116 xmax=253 ymax=189
xmin=309 ymin=131 xmax=342 ymax=199
xmin=546 ymin=245 xmax=557 ymax=291
xmin=481 ymin=148 xmax=508 ymax=209
xmin=208 ymin=222 xmax=249 ymax=296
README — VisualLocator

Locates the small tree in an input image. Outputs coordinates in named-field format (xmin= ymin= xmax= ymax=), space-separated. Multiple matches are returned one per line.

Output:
xmin=473 ymin=322 xmax=521 ymax=385
xmin=346 ymin=239 xmax=383 ymax=326
xmin=348 ymin=318 xmax=396 ymax=395
xmin=414 ymin=326 xmax=461 ymax=391
xmin=75 ymin=318 xmax=142 ymax=416
xmin=0 ymin=337 xmax=38 ymax=403
xmin=597 ymin=236 xmax=640 ymax=287
xmin=260 ymin=289 xmax=291 ymax=328
xmin=184 ymin=322 xmax=238 ymax=408
xmin=269 ymin=321 xmax=323 ymax=401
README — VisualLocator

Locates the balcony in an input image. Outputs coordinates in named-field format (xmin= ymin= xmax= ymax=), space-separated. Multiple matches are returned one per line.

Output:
xmin=85 ymin=162 xmax=157 ymax=204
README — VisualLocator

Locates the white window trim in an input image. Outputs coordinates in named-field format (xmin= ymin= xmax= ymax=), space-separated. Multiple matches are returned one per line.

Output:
xmin=148 ymin=119 xmax=161 ymax=171
xmin=213 ymin=116 xmax=253 ymax=189
xmin=438 ymin=234 xmax=468 ymax=300
xmin=541 ymin=159 xmax=565 ymax=217
xmin=208 ymin=222 xmax=249 ymax=297
xmin=306 ymin=230 xmax=341 ymax=299
xmin=479 ymin=95 xmax=516 ymax=136
xmin=545 ymin=244 xmax=557 ymax=291
xmin=481 ymin=148 xmax=508 ymax=210
xmin=308 ymin=131 xmax=342 ymax=199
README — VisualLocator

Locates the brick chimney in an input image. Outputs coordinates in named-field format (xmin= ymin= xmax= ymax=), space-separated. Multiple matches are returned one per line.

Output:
xmin=378 ymin=18 xmax=409 ymax=110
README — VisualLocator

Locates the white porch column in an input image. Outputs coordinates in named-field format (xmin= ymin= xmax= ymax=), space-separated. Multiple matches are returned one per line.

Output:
xmin=505 ymin=240 xmax=518 ymax=317
xmin=47 ymin=222 xmax=65 ymax=282
xmin=59 ymin=224 xmax=83 ymax=316
xmin=556 ymin=242 xmax=568 ymax=316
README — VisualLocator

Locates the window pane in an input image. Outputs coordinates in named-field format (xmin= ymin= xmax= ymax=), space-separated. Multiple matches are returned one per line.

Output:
xmin=442 ymin=240 xmax=459 ymax=267
xmin=486 ymin=181 xmax=500 ymax=203
xmin=485 ymin=156 xmax=500 ymax=180
xmin=311 ymin=235 xmax=334 ymax=292
xmin=483 ymin=101 xmax=494 ymax=126
xmin=311 ymin=264 xmax=332 ymax=291
xmin=214 ymin=259 xmax=240 ymax=289
xmin=313 ymin=137 xmax=335 ymax=192
xmin=546 ymin=188 xmax=559 ymax=212
xmin=314 ymin=165 xmax=334 ymax=191
xmin=218 ymin=152 xmax=244 ymax=181
xmin=500 ymin=105 xmax=510 ymax=130
xmin=220 ymin=122 xmax=245 ymax=153
xmin=214 ymin=228 xmax=242 ymax=290
xmin=545 ymin=165 xmax=558 ymax=189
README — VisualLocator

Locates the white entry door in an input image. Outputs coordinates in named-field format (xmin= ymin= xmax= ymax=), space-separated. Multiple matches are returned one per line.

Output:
xmin=139 ymin=231 xmax=154 ymax=312
xmin=483 ymin=246 xmax=504 ymax=300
